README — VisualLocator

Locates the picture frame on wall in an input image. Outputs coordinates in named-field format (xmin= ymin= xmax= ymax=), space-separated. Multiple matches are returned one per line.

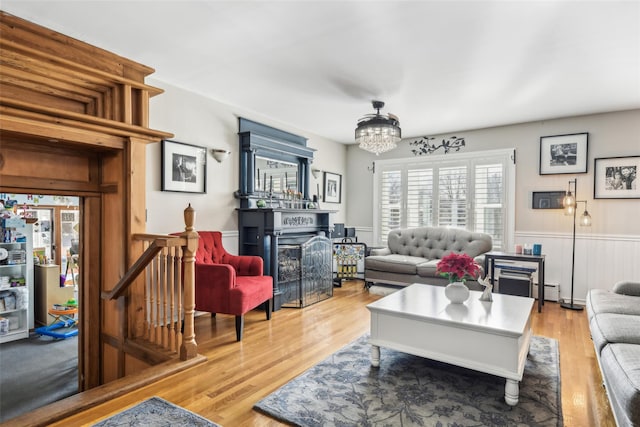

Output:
xmin=594 ymin=156 xmax=639 ymax=199
xmin=539 ymin=132 xmax=589 ymax=175
xmin=532 ymin=191 xmax=566 ymax=209
xmin=161 ymin=139 xmax=207 ymax=193
xmin=323 ymin=171 xmax=342 ymax=204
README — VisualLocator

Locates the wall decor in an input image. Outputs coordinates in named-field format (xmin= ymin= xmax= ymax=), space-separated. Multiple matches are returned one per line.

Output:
xmin=161 ymin=140 xmax=207 ymax=193
xmin=594 ymin=156 xmax=639 ymax=199
xmin=539 ymin=132 xmax=588 ymax=175
xmin=323 ymin=172 xmax=342 ymax=204
xmin=410 ymin=136 xmax=465 ymax=156
xmin=532 ymin=191 xmax=566 ymax=209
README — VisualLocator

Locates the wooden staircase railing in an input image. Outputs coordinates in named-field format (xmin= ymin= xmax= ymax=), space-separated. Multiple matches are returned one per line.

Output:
xmin=101 ymin=204 xmax=198 ymax=362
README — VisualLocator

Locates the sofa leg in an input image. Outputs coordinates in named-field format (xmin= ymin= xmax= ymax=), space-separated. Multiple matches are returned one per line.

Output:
xmin=265 ymin=298 xmax=272 ymax=320
xmin=211 ymin=313 xmax=216 ymax=318
xmin=235 ymin=315 xmax=244 ymax=341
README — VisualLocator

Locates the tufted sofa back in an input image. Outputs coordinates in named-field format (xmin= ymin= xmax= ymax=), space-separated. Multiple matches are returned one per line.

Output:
xmin=386 ymin=227 xmax=492 ymax=259
xmin=196 ymin=231 xmax=230 ymax=265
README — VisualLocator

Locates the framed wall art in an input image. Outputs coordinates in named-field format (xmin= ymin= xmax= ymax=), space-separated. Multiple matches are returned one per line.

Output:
xmin=161 ymin=139 xmax=207 ymax=193
xmin=539 ymin=132 xmax=589 ymax=175
xmin=594 ymin=156 xmax=639 ymax=199
xmin=323 ymin=172 xmax=342 ymax=204
xmin=532 ymin=191 xmax=566 ymax=209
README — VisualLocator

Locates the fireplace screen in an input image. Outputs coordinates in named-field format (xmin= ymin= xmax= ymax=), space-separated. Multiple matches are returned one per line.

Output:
xmin=278 ymin=235 xmax=332 ymax=308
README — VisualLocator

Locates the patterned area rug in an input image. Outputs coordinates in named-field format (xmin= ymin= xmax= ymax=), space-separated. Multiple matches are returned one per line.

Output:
xmin=92 ymin=397 xmax=220 ymax=426
xmin=255 ymin=335 xmax=562 ymax=426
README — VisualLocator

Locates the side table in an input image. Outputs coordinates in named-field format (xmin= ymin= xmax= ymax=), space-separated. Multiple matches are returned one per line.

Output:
xmin=484 ymin=252 xmax=546 ymax=312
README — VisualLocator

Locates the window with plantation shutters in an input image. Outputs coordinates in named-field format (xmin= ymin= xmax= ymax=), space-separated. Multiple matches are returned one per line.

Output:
xmin=374 ymin=149 xmax=514 ymax=250
xmin=379 ymin=170 xmax=402 ymax=240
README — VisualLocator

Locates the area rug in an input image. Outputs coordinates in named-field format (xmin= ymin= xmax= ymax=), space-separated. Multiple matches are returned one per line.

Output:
xmin=254 ymin=335 xmax=562 ymax=426
xmin=92 ymin=396 xmax=220 ymax=426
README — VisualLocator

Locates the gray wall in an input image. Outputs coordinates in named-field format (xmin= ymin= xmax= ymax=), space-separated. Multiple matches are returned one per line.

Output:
xmin=346 ymin=109 xmax=640 ymax=237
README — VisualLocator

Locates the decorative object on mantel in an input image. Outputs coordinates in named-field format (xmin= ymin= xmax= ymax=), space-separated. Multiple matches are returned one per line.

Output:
xmin=211 ymin=148 xmax=230 ymax=163
xmin=355 ymin=100 xmax=401 ymax=156
xmin=477 ymin=276 xmax=493 ymax=302
xmin=410 ymin=136 xmax=465 ymax=155
xmin=561 ymin=178 xmax=592 ymax=311
xmin=436 ymin=253 xmax=481 ymax=304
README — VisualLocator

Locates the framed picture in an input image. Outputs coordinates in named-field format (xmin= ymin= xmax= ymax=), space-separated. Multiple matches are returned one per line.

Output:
xmin=594 ymin=156 xmax=640 ymax=199
xmin=323 ymin=172 xmax=342 ymax=203
xmin=532 ymin=191 xmax=566 ymax=209
xmin=539 ymin=132 xmax=589 ymax=175
xmin=161 ymin=140 xmax=207 ymax=193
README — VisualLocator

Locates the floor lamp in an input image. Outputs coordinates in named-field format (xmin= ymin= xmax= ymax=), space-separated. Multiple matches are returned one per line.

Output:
xmin=560 ymin=178 xmax=592 ymax=311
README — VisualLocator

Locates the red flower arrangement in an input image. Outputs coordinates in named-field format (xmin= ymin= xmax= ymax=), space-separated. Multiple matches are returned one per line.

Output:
xmin=436 ymin=253 xmax=481 ymax=283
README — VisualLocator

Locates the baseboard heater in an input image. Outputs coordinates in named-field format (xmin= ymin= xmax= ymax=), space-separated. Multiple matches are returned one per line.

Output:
xmin=532 ymin=283 xmax=560 ymax=302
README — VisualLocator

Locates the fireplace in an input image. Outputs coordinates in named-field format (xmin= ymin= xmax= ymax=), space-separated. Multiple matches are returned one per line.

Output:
xmin=278 ymin=236 xmax=332 ymax=308
xmin=237 ymin=208 xmax=335 ymax=310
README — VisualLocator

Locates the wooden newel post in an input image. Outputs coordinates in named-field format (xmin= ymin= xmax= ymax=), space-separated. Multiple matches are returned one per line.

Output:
xmin=180 ymin=204 xmax=198 ymax=360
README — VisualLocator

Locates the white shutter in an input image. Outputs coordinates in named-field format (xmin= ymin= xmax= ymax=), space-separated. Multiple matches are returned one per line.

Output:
xmin=379 ymin=170 xmax=402 ymax=242
xmin=474 ymin=163 xmax=504 ymax=250
xmin=407 ymin=168 xmax=433 ymax=227
xmin=437 ymin=166 xmax=467 ymax=227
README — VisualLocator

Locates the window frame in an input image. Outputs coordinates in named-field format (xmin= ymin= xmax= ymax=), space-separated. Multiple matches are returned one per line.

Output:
xmin=372 ymin=148 xmax=516 ymax=250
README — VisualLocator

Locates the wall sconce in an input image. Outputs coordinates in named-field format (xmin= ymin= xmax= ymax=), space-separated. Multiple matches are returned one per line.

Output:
xmin=211 ymin=149 xmax=230 ymax=163
xmin=311 ymin=168 xmax=321 ymax=179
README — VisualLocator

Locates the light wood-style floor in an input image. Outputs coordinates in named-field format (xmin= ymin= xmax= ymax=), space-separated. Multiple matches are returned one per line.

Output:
xmin=51 ymin=281 xmax=615 ymax=427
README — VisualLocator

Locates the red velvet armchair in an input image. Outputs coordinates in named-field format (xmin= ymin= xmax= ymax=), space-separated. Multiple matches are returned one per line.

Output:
xmin=194 ymin=231 xmax=273 ymax=341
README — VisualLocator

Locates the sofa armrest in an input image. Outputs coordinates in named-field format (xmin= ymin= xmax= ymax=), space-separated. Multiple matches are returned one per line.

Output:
xmin=370 ymin=247 xmax=391 ymax=256
xmin=612 ymin=280 xmax=640 ymax=296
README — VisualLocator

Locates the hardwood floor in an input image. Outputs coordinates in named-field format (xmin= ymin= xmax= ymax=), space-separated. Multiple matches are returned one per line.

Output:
xmin=51 ymin=282 xmax=615 ymax=427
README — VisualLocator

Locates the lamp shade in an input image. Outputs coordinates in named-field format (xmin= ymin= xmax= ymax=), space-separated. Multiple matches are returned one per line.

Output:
xmin=355 ymin=101 xmax=401 ymax=155
xmin=580 ymin=210 xmax=592 ymax=226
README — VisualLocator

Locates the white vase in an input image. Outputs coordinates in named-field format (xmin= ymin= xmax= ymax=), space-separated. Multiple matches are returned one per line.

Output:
xmin=445 ymin=281 xmax=469 ymax=304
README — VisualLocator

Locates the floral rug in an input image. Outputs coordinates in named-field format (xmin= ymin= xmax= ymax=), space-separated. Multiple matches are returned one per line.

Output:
xmin=92 ymin=396 xmax=220 ymax=426
xmin=254 ymin=335 xmax=562 ymax=426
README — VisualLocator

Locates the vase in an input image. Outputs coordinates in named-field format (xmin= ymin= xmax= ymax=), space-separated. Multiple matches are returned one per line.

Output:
xmin=445 ymin=281 xmax=469 ymax=304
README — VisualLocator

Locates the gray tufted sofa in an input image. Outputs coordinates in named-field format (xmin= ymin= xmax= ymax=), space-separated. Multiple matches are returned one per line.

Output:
xmin=364 ymin=227 xmax=492 ymax=290
xmin=586 ymin=281 xmax=640 ymax=427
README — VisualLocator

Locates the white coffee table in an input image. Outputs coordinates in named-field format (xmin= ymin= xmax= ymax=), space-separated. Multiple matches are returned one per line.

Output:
xmin=367 ymin=283 xmax=534 ymax=406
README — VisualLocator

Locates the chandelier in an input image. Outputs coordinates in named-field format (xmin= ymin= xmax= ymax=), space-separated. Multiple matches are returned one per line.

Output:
xmin=355 ymin=100 xmax=401 ymax=155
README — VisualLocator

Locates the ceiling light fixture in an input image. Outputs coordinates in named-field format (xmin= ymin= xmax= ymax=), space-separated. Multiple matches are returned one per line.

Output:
xmin=355 ymin=100 xmax=401 ymax=156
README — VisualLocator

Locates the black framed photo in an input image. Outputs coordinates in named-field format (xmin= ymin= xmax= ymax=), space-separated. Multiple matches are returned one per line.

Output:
xmin=539 ymin=132 xmax=589 ymax=175
xmin=161 ymin=140 xmax=207 ymax=193
xmin=323 ymin=172 xmax=342 ymax=204
xmin=594 ymin=156 xmax=639 ymax=199
xmin=532 ymin=191 xmax=566 ymax=209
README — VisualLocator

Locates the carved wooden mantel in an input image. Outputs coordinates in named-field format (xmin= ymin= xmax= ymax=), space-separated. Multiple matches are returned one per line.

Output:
xmin=0 ymin=10 xmax=174 ymax=391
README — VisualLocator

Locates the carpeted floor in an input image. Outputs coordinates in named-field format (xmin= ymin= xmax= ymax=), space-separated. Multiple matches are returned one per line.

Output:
xmin=0 ymin=332 xmax=78 ymax=423
xmin=91 ymin=396 xmax=221 ymax=426
xmin=255 ymin=334 xmax=562 ymax=427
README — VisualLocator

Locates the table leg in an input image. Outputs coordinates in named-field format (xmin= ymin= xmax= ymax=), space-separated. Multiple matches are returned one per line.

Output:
xmin=505 ymin=379 xmax=519 ymax=406
xmin=371 ymin=345 xmax=380 ymax=367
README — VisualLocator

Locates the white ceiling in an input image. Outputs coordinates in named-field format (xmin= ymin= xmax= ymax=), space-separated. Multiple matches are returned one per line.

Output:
xmin=2 ymin=1 xmax=639 ymax=144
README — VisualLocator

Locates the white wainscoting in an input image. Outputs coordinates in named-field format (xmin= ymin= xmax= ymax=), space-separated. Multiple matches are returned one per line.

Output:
xmin=515 ymin=231 xmax=640 ymax=304
xmin=226 ymin=228 xmax=639 ymax=305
